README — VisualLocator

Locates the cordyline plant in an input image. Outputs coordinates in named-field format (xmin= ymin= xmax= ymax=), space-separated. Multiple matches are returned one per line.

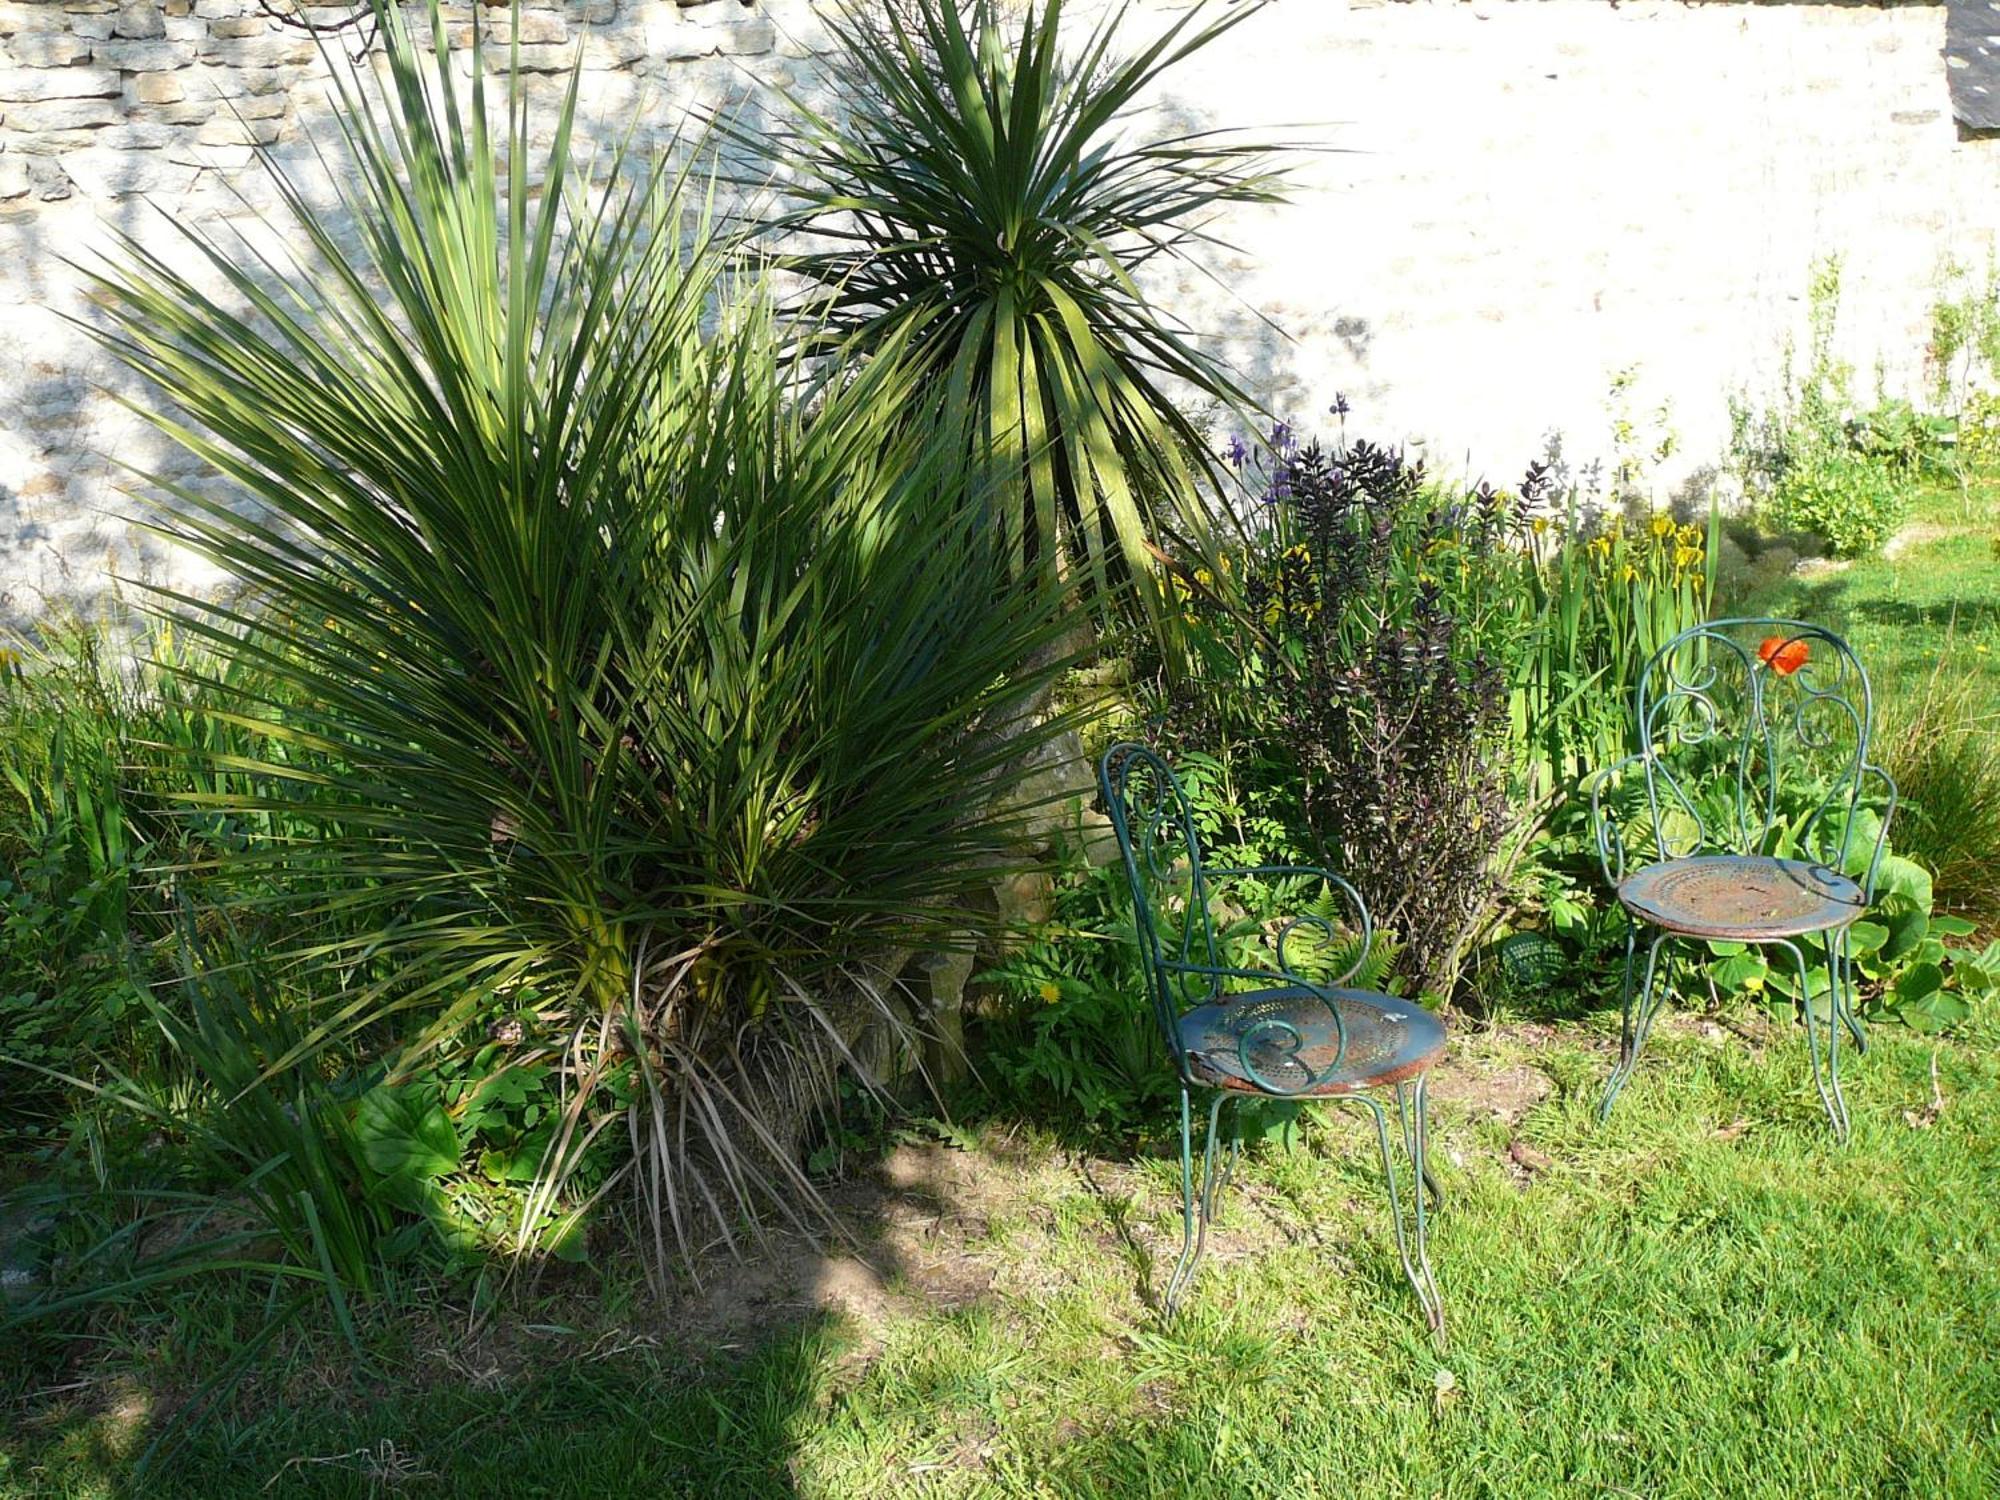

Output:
xmin=729 ymin=0 xmax=1296 ymax=617
xmin=77 ymin=1 xmax=1082 ymax=1278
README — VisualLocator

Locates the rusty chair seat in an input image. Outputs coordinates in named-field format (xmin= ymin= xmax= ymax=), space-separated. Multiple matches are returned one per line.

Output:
xmin=1616 ymin=854 xmax=1864 ymax=942
xmin=1180 ymin=987 xmax=1445 ymax=1098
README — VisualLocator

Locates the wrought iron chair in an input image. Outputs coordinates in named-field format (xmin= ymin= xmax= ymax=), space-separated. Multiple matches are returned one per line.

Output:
xmin=1590 ymin=618 xmax=1894 ymax=1141
xmin=1098 ymin=741 xmax=1446 ymax=1338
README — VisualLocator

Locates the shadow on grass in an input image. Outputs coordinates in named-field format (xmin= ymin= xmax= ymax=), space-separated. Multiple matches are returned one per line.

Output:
xmin=2 ymin=1120 xmax=1065 ymax=1498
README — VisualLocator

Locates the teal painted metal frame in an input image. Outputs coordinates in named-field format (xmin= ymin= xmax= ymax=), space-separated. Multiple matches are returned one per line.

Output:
xmin=1099 ymin=741 xmax=1443 ymax=1338
xmin=1589 ymin=618 xmax=1896 ymax=1141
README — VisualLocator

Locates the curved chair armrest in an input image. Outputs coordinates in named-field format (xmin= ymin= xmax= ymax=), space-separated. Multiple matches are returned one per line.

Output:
xmin=1201 ymin=864 xmax=1374 ymax=988
xmin=1584 ymin=755 xmax=1649 ymax=890
xmin=1857 ymin=762 xmax=1898 ymax=904
xmin=1158 ymin=958 xmax=1349 ymax=1096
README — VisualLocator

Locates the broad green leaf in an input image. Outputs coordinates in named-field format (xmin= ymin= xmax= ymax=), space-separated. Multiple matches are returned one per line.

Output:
xmin=1707 ymin=952 xmax=1770 ymax=993
xmin=1892 ymin=961 xmax=1945 ymax=1006
xmin=1879 ymin=897 xmax=1930 ymax=962
xmin=355 ymin=1083 xmax=461 ymax=1184
xmin=1841 ymin=807 xmax=1884 ymax=879
xmin=1873 ymin=853 xmax=1933 ymax=910
xmin=1845 ymin=920 xmax=1889 ymax=957
xmin=1897 ymin=990 xmax=1970 ymax=1033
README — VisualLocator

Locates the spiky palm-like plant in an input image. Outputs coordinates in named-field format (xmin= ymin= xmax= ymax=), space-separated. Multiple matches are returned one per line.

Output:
xmin=737 ymin=0 xmax=1294 ymax=612
xmin=81 ymin=2 xmax=1081 ymax=1270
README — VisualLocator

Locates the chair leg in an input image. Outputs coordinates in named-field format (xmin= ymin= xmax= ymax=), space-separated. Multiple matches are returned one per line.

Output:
xmin=1204 ymin=1095 xmax=1242 ymax=1228
xmin=1164 ymin=1089 xmax=1227 ymax=1317
xmin=1396 ymin=1074 xmax=1444 ymax=1215
xmin=1351 ymin=1084 xmax=1446 ymax=1347
xmin=1599 ymin=930 xmax=1670 ymax=1123
xmin=1831 ymin=926 xmax=1868 ymax=1056
xmin=1792 ymin=935 xmax=1851 ymax=1143
xmin=1816 ymin=936 xmax=1856 ymax=1144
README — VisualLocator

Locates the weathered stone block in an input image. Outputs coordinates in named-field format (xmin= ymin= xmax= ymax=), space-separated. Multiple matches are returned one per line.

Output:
xmin=198 ymin=35 xmax=315 ymax=67
xmin=0 ymin=97 xmax=122 ymax=130
xmin=93 ymin=38 xmax=197 ymax=68
xmin=91 ymin=121 xmax=179 ymax=148
xmin=579 ymin=29 xmax=644 ymax=68
xmin=131 ymin=70 xmax=185 ymax=103
xmin=164 ymin=136 xmax=250 ymax=167
xmin=0 ymin=67 xmax=122 ymax=102
xmin=0 ymin=4 xmax=70 ymax=36
xmin=113 ymin=1 xmax=167 ymax=39
xmin=229 ymin=90 xmax=286 ymax=118
xmin=149 ymin=97 xmax=215 ymax=123
xmin=482 ymin=42 xmax=574 ymax=73
xmin=714 ymin=19 xmax=776 ymax=57
xmin=207 ymin=16 xmax=269 ymax=38
xmin=59 ymin=144 xmax=201 ymax=196
xmin=4 ymin=34 xmax=95 ymax=65
xmin=196 ymin=112 xmax=280 ymax=145
xmin=641 ymin=11 xmax=720 ymax=61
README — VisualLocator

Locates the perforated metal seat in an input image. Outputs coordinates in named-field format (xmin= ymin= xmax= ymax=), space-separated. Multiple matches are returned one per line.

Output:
xmin=1180 ymin=987 xmax=1445 ymax=1097
xmin=1617 ymin=854 xmax=1864 ymax=941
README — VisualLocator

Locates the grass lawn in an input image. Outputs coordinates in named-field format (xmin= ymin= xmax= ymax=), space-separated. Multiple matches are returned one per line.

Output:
xmin=7 ymin=1006 xmax=1999 ymax=1498
xmin=1732 ymin=478 xmax=2000 ymax=709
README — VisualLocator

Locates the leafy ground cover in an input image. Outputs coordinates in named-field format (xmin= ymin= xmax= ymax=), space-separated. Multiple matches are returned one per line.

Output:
xmin=6 ymin=1008 xmax=1997 ymax=1497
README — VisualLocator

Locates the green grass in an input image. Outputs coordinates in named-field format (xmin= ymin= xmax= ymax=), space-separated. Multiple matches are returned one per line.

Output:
xmin=1735 ymin=479 xmax=2000 ymax=706
xmin=8 ymin=1004 xmax=1998 ymax=1497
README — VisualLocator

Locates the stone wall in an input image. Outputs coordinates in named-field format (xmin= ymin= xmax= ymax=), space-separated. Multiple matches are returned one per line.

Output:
xmin=0 ymin=0 xmax=1993 ymax=616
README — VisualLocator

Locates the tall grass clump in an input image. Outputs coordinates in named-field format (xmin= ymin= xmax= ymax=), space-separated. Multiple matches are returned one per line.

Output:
xmin=736 ymin=0 xmax=1295 ymax=612
xmin=1876 ymin=656 xmax=2000 ymax=927
xmin=0 ymin=617 xmax=313 ymax=1137
xmin=1514 ymin=492 xmax=1719 ymax=799
xmin=73 ymin=0 xmax=1083 ymax=1274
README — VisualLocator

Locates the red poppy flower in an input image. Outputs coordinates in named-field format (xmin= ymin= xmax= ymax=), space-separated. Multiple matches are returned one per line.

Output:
xmin=1757 ymin=634 xmax=1809 ymax=676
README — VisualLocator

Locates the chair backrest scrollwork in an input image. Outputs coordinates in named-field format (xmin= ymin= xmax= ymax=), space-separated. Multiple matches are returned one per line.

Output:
xmin=1097 ymin=741 xmax=1220 ymax=1074
xmin=1633 ymin=617 xmax=1888 ymax=891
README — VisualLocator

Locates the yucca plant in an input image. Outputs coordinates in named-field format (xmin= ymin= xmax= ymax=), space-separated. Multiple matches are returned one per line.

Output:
xmin=78 ymin=1 xmax=1083 ymax=1275
xmin=733 ymin=0 xmax=1294 ymax=612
